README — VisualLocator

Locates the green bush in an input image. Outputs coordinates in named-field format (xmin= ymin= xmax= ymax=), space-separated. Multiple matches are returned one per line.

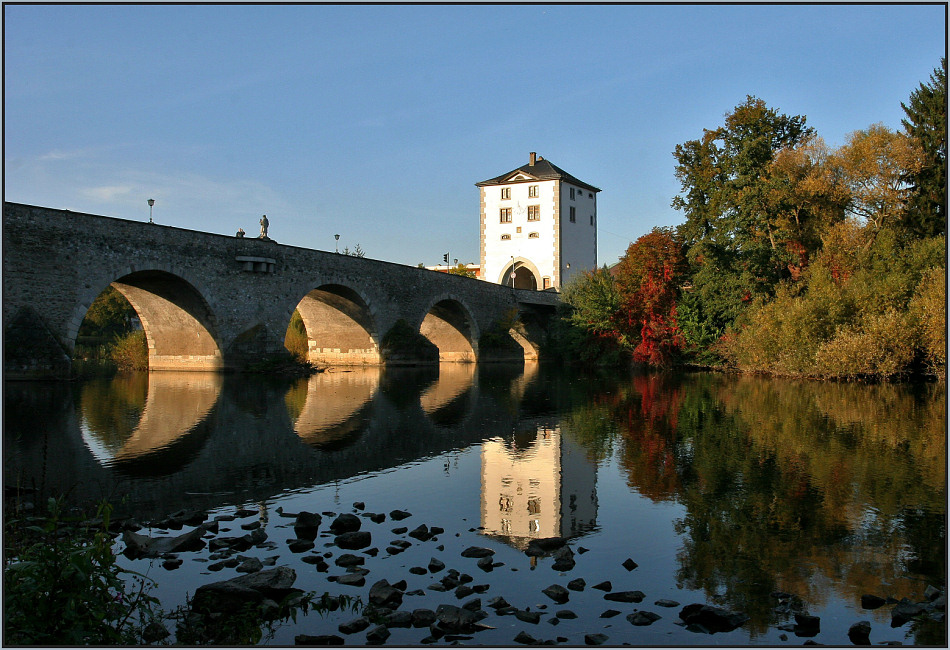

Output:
xmin=723 ymin=262 xmax=854 ymax=376
xmin=909 ymin=266 xmax=947 ymax=377
xmin=3 ymin=499 xmax=162 ymax=645
xmin=284 ymin=309 xmax=309 ymax=361
xmin=110 ymin=330 xmax=148 ymax=371
xmin=815 ymin=309 xmax=917 ymax=379
xmin=721 ymin=230 xmax=945 ymax=380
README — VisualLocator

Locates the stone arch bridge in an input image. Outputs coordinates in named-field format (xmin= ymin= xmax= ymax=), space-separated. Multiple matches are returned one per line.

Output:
xmin=3 ymin=203 xmax=559 ymax=379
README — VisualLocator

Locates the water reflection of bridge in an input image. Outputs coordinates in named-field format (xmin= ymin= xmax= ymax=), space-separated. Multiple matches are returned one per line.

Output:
xmin=4 ymin=364 xmax=597 ymax=533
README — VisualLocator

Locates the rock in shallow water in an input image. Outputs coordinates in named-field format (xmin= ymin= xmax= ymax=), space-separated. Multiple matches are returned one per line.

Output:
xmin=678 ymin=603 xmax=749 ymax=633
xmin=848 ymin=620 xmax=871 ymax=645
xmin=514 ymin=630 xmax=539 ymax=644
xmin=369 ymin=579 xmax=404 ymax=608
xmin=329 ymin=513 xmax=362 ymax=534
xmin=236 ymin=557 xmax=263 ymax=573
xmin=295 ymin=633 xmax=344 ymax=645
xmin=287 ymin=538 xmax=315 ymax=553
xmin=861 ymin=594 xmax=887 ymax=609
xmin=543 ymin=584 xmax=570 ymax=604
xmin=627 ymin=610 xmax=661 ymax=626
xmin=334 ymin=531 xmax=371 ymax=550
xmin=338 ymin=616 xmax=370 ymax=635
xmin=365 ymin=624 xmax=390 ymax=644
xmin=515 ymin=609 xmax=541 ymax=624
xmin=412 ymin=608 xmax=437 ymax=627
xmin=122 ymin=525 xmax=209 ymax=558
xmin=604 ymin=590 xmax=645 ymax=603
xmin=192 ymin=566 xmax=300 ymax=614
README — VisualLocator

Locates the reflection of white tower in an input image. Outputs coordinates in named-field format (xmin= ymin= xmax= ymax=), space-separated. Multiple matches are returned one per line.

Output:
xmin=480 ymin=426 xmax=597 ymax=549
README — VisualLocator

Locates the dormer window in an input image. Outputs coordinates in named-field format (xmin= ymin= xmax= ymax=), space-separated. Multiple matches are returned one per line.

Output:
xmin=501 ymin=187 xmax=511 ymax=200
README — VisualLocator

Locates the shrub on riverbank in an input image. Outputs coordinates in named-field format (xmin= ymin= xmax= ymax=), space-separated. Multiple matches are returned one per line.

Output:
xmin=3 ymin=499 xmax=163 ymax=645
xmin=720 ymin=229 xmax=945 ymax=380
xmin=110 ymin=329 xmax=148 ymax=371
xmin=284 ymin=309 xmax=309 ymax=361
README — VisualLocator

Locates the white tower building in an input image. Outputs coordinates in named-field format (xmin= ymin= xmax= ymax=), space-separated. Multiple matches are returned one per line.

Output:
xmin=477 ymin=152 xmax=599 ymax=290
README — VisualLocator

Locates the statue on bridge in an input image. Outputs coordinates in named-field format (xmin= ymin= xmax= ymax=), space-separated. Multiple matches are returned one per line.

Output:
xmin=236 ymin=228 xmax=245 ymax=238
xmin=259 ymin=215 xmax=269 ymax=239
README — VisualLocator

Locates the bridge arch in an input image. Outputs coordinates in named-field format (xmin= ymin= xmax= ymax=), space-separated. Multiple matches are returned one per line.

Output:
xmin=418 ymin=294 xmax=480 ymax=363
xmin=70 ymin=266 xmax=223 ymax=371
xmin=290 ymin=283 xmax=381 ymax=365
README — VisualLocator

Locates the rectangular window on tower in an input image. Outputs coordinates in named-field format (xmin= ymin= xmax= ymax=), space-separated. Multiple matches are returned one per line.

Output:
xmin=529 ymin=185 xmax=539 ymax=198
xmin=569 ymin=206 xmax=576 ymax=223
xmin=500 ymin=208 xmax=512 ymax=223
xmin=501 ymin=187 xmax=511 ymax=200
xmin=570 ymin=187 xmax=576 ymax=200
xmin=527 ymin=205 xmax=540 ymax=221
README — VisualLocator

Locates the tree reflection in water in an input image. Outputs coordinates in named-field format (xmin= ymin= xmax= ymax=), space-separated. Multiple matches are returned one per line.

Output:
xmin=565 ymin=371 xmax=945 ymax=643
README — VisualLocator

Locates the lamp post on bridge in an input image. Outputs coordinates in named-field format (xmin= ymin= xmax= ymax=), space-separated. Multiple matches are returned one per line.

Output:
xmin=147 ymin=198 xmax=155 ymax=223
xmin=335 ymin=234 xmax=340 ymax=253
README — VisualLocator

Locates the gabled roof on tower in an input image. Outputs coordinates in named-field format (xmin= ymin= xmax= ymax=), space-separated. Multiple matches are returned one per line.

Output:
xmin=476 ymin=153 xmax=601 ymax=193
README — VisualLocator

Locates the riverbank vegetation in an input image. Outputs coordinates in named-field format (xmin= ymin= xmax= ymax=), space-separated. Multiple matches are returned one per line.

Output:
xmin=3 ymin=499 xmax=163 ymax=644
xmin=559 ymin=59 xmax=946 ymax=381
xmin=73 ymin=286 xmax=148 ymax=375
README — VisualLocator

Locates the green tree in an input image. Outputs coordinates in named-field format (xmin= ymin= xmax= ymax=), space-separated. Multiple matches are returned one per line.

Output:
xmin=561 ymin=267 xmax=623 ymax=341
xmin=672 ymin=97 xmax=815 ymax=347
xmin=901 ymin=58 xmax=947 ymax=238
xmin=447 ymin=263 xmax=476 ymax=278
xmin=78 ymin=286 xmax=137 ymax=340
xmin=555 ymin=268 xmax=627 ymax=365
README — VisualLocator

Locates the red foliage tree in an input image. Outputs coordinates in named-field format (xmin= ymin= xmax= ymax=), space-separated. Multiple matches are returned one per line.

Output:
xmin=614 ymin=228 xmax=689 ymax=366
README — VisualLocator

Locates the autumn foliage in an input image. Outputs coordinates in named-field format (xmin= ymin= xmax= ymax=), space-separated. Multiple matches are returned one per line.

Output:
xmin=559 ymin=59 xmax=945 ymax=379
xmin=613 ymin=228 xmax=688 ymax=366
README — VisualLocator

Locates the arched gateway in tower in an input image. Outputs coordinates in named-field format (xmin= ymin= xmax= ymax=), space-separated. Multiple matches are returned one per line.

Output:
xmin=477 ymin=152 xmax=600 ymax=290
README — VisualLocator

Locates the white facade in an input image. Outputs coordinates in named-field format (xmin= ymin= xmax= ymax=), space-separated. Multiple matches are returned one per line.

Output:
xmin=478 ymin=153 xmax=598 ymax=290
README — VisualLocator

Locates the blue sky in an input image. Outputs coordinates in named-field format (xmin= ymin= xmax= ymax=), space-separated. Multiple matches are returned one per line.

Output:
xmin=4 ymin=4 xmax=945 ymax=268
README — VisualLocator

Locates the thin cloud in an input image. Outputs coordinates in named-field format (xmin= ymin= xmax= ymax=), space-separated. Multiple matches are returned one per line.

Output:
xmin=81 ymin=185 xmax=134 ymax=202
